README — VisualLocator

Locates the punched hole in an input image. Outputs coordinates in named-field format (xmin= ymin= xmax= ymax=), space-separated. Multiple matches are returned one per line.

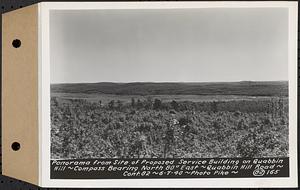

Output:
xmin=12 ymin=39 xmax=21 ymax=48
xmin=11 ymin=142 xmax=20 ymax=151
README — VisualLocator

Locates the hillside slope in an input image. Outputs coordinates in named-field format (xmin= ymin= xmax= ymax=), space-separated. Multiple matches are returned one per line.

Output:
xmin=51 ymin=81 xmax=288 ymax=96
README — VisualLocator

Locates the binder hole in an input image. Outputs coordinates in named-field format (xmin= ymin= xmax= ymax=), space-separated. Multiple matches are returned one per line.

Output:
xmin=11 ymin=142 xmax=20 ymax=151
xmin=12 ymin=39 xmax=21 ymax=48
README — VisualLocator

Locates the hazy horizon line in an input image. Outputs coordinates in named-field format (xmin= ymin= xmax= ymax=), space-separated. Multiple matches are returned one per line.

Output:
xmin=51 ymin=80 xmax=288 ymax=85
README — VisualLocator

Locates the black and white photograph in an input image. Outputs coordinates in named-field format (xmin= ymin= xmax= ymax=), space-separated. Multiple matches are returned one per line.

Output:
xmin=50 ymin=7 xmax=290 ymax=160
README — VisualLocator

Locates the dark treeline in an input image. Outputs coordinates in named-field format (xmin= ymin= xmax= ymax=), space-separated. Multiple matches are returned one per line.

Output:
xmin=51 ymin=81 xmax=288 ymax=96
xmin=55 ymin=97 xmax=288 ymax=116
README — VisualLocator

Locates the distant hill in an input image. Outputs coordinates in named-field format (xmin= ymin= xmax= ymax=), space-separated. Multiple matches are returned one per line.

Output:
xmin=51 ymin=81 xmax=288 ymax=96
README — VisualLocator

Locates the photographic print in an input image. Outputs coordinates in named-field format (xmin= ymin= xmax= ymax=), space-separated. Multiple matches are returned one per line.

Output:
xmin=41 ymin=1 xmax=297 ymax=187
xmin=50 ymin=8 xmax=289 ymax=159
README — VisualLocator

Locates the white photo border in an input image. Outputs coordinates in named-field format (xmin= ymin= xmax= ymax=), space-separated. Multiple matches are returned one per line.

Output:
xmin=39 ymin=1 xmax=298 ymax=188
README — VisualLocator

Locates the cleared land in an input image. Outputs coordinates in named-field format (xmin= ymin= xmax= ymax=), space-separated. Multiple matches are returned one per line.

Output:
xmin=51 ymin=81 xmax=289 ymax=159
xmin=51 ymin=81 xmax=288 ymax=96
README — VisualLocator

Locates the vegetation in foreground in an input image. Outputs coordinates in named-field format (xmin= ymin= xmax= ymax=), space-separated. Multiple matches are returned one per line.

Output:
xmin=51 ymin=96 xmax=288 ymax=159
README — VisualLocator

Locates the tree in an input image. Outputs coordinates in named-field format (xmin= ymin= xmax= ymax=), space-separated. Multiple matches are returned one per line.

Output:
xmin=153 ymin=99 xmax=162 ymax=110
xmin=171 ymin=100 xmax=179 ymax=111
xmin=211 ymin=101 xmax=218 ymax=113
xmin=117 ymin=100 xmax=123 ymax=110
xmin=131 ymin=98 xmax=136 ymax=108
xmin=51 ymin=97 xmax=59 ymax=107
xmin=137 ymin=99 xmax=143 ymax=109
xmin=108 ymin=100 xmax=115 ymax=109
xmin=144 ymin=97 xmax=153 ymax=110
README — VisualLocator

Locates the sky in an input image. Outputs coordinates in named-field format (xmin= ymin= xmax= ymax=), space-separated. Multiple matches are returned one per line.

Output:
xmin=50 ymin=8 xmax=288 ymax=84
